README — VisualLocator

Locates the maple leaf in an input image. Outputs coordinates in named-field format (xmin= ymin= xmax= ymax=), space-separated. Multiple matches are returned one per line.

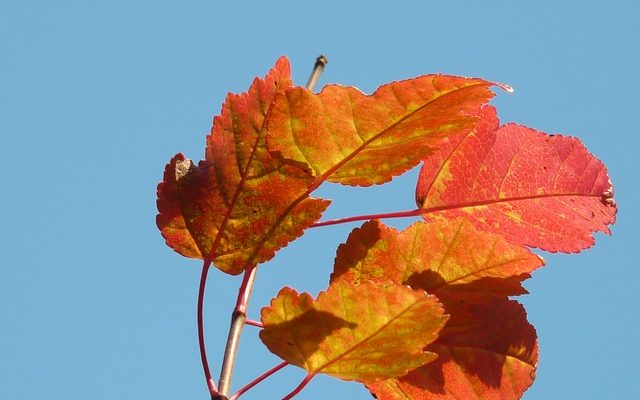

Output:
xmin=266 ymin=75 xmax=501 ymax=186
xmin=259 ymin=280 xmax=448 ymax=382
xmin=156 ymin=57 xmax=330 ymax=274
xmin=367 ymin=300 xmax=538 ymax=400
xmin=415 ymin=105 xmax=617 ymax=253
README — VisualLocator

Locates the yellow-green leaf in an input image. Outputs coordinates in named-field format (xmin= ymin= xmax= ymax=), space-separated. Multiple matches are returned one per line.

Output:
xmin=266 ymin=75 xmax=498 ymax=186
xmin=260 ymin=280 xmax=447 ymax=382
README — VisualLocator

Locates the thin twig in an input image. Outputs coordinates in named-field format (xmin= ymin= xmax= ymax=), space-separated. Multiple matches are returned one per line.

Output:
xmin=198 ymin=260 xmax=219 ymax=398
xmin=305 ymin=55 xmax=328 ymax=91
xmin=229 ymin=361 xmax=289 ymax=400
xmin=216 ymin=266 xmax=258 ymax=398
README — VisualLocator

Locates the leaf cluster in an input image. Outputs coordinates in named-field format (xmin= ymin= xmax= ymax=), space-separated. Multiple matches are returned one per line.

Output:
xmin=156 ymin=57 xmax=616 ymax=399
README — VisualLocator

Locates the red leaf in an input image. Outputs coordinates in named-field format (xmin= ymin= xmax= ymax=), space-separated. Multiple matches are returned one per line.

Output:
xmin=367 ymin=300 xmax=538 ymax=400
xmin=415 ymin=106 xmax=616 ymax=253
xmin=260 ymin=280 xmax=447 ymax=382
xmin=156 ymin=154 xmax=222 ymax=260
xmin=156 ymin=58 xmax=330 ymax=274
xmin=266 ymin=75 xmax=499 ymax=186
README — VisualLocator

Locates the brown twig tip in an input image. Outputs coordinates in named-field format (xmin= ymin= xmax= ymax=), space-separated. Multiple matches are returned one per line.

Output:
xmin=305 ymin=54 xmax=329 ymax=91
xmin=315 ymin=54 xmax=328 ymax=66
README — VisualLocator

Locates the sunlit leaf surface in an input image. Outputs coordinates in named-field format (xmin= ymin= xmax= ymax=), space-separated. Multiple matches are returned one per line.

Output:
xmin=157 ymin=57 xmax=329 ymax=274
xmin=260 ymin=280 xmax=447 ymax=382
xmin=266 ymin=75 xmax=498 ymax=186
xmin=416 ymin=106 xmax=617 ymax=253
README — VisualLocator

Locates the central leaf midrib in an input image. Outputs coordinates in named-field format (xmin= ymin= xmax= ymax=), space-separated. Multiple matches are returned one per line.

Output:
xmin=314 ymin=81 xmax=490 ymax=186
xmin=206 ymin=83 xmax=287 ymax=263
xmin=422 ymin=191 xmax=604 ymax=214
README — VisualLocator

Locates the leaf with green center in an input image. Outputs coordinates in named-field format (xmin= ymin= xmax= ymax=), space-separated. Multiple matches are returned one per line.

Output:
xmin=259 ymin=280 xmax=448 ymax=382
xmin=415 ymin=105 xmax=617 ymax=253
xmin=367 ymin=300 xmax=538 ymax=400
xmin=156 ymin=57 xmax=330 ymax=274
xmin=266 ymin=75 xmax=501 ymax=186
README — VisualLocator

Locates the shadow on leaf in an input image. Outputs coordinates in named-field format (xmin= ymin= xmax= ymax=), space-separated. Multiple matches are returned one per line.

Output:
xmin=260 ymin=309 xmax=357 ymax=369
xmin=366 ymin=269 xmax=538 ymax=397
xmin=369 ymin=299 xmax=537 ymax=398
xmin=407 ymin=270 xmax=531 ymax=304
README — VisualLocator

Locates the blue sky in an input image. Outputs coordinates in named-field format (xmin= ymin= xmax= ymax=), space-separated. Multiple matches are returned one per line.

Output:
xmin=2 ymin=1 xmax=638 ymax=399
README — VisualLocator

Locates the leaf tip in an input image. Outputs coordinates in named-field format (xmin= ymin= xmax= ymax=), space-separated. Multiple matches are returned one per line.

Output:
xmin=496 ymin=81 xmax=514 ymax=93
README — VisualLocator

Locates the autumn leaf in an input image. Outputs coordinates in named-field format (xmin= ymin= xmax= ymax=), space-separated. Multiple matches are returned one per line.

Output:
xmin=331 ymin=219 xmax=540 ymax=398
xmin=266 ymin=75 xmax=501 ymax=186
xmin=367 ymin=300 xmax=538 ymax=400
xmin=259 ymin=280 xmax=448 ymax=382
xmin=156 ymin=57 xmax=330 ymax=274
xmin=157 ymin=59 xmax=507 ymax=274
xmin=415 ymin=105 xmax=617 ymax=253
xmin=330 ymin=218 xmax=543 ymax=303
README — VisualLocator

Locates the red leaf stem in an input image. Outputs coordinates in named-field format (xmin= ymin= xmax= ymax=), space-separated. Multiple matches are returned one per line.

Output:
xmin=282 ymin=374 xmax=316 ymax=400
xmin=311 ymin=208 xmax=423 ymax=228
xmin=197 ymin=260 xmax=218 ymax=398
xmin=244 ymin=319 xmax=264 ymax=328
xmin=229 ymin=361 xmax=289 ymax=400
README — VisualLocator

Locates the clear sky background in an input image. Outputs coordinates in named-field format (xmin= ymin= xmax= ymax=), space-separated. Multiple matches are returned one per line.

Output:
xmin=2 ymin=1 xmax=638 ymax=399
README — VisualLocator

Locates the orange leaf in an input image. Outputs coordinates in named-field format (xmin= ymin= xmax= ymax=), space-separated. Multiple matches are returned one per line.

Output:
xmin=266 ymin=75 xmax=499 ymax=186
xmin=416 ymin=106 xmax=617 ymax=253
xmin=156 ymin=57 xmax=330 ymax=274
xmin=332 ymin=220 xmax=540 ymax=397
xmin=367 ymin=300 xmax=538 ymax=400
xmin=331 ymin=218 xmax=544 ymax=342
xmin=331 ymin=218 xmax=543 ymax=302
xmin=259 ymin=280 xmax=447 ymax=382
